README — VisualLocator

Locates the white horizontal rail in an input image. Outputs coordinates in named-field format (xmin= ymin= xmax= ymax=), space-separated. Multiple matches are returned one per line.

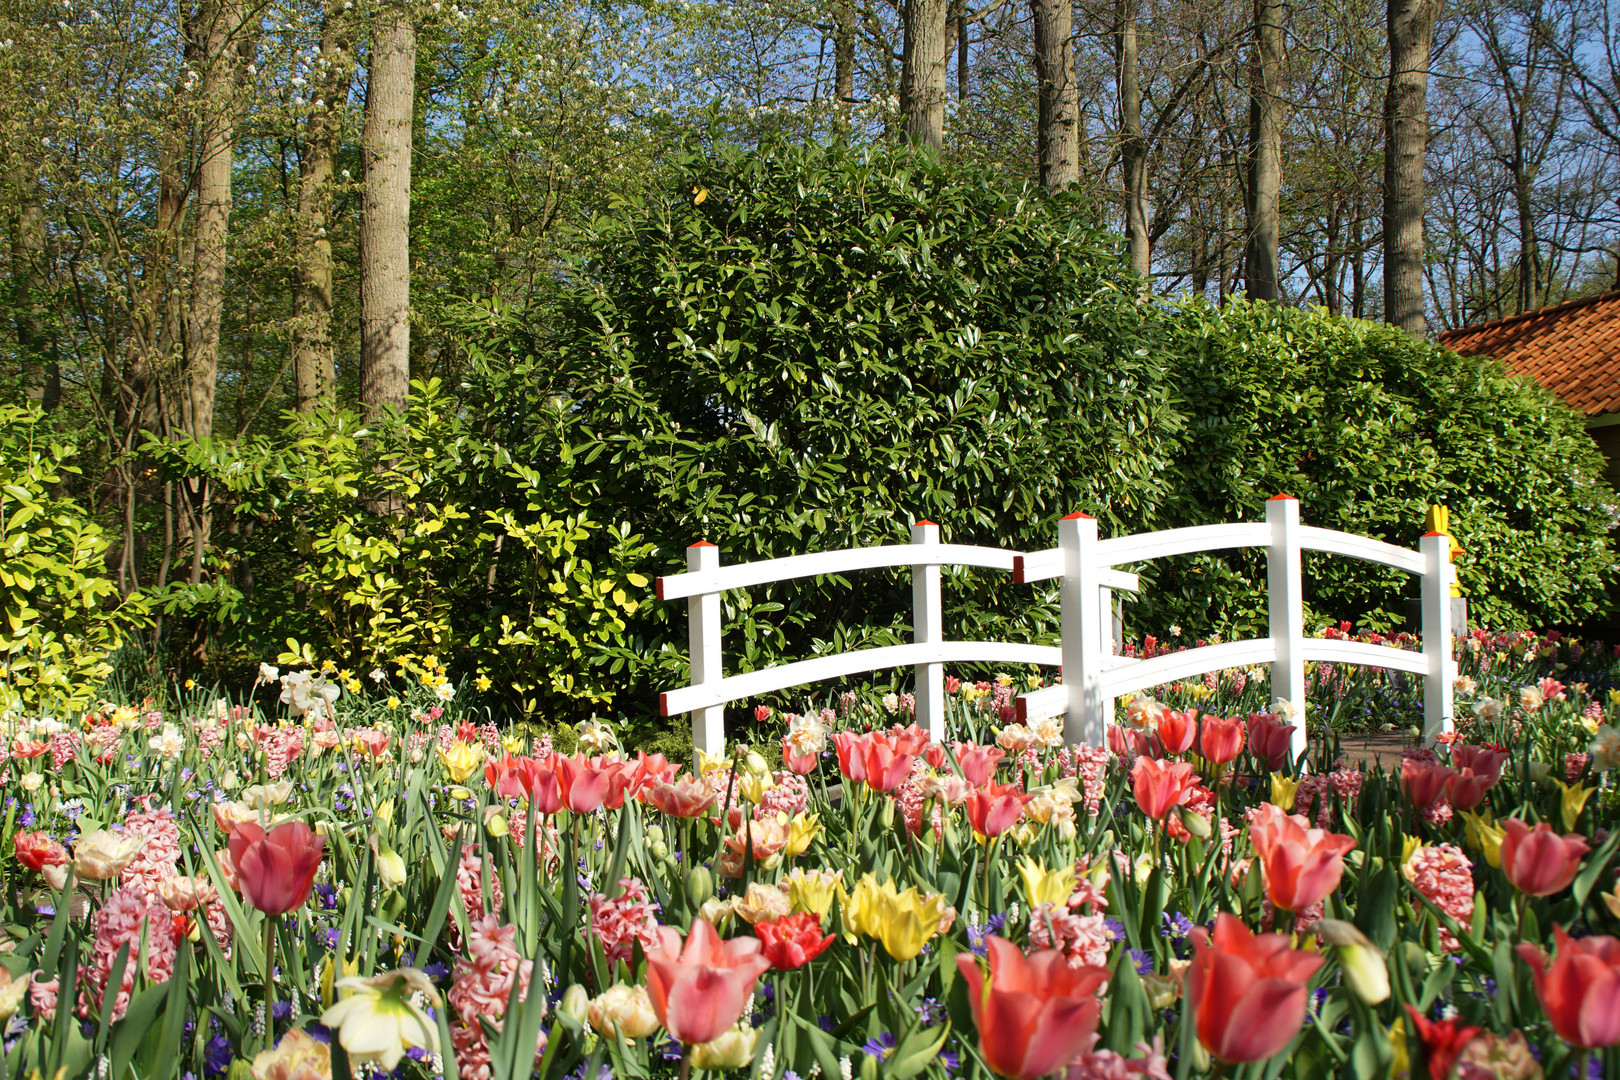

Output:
xmin=660 ymin=641 xmax=1063 ymax=716
xmin=1299 ymin=526 xmax=1424 ymax=574
xmin=657 ymin=543 xmax=1020 ymax=600
xmin=1098 ymin=638 xmax=1279 ymax=701
xmin=1013 ymin=547 xmax=1139 ymax=590
xmin=1095 ymin=522 xmax=1272 ymax=567
xmin=1300 ymin=638 xmax=1427 ymax=675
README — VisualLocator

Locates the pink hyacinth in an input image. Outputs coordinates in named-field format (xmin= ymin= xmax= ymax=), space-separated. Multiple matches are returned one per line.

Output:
xmin=1027 ymin=902 xmax=1112 ymax=968
xmin=448 ymin=915 xmax=540 ymax=1080
xmin=1402 ymin=843 xmax=1475 ymax=952
xmin=48 ymin=732 xmax=81 ymax=770
xmin=1058 ymin=744 xmax=1109 ymax=816
xmin=29 ymin=975 xmax=58 ymax=1022
xmin=79 ymin=887 xmax=178 ymax=1021
xmin=754 ymin=772 xmax=811 ymax=820
xmin=1566 ymin=753 xmax=1591 ymax=782
xmin=457 ymin=843 xmax=503 ymax=920
xmin=120 ymin=805 xmax=183 ymax=899
xmin=1064 ymin=1036 xmax=1173 ymax=1080
xmin=587 ymin=877 xmax=661 ymax=967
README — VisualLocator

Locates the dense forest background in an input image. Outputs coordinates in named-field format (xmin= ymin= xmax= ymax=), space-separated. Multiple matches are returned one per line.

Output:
xmin=2 ymin=0 xmax=1618 ymax=727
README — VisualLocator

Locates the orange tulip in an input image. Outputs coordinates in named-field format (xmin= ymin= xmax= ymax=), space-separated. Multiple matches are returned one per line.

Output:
xmin=1516 ymin=926 xmax=1620 ymax=1048
xmin=643 ymin=919 xmax=771 ymax=1045
xmin=954 ymin=936 xmax=1109 ymax=1079
xmin=1198 ymin=716 xmax=1245 ymax=766
xmin=1247 ymin=803 xmax=1356 ymax=913
xmin=1187 ymin=913 xmax=1324 ymax=1063
xmin=1156 ymin=709 xmax=1197 ymax=754
xmin=1500 ymin=818 xmax=1589 ymax=896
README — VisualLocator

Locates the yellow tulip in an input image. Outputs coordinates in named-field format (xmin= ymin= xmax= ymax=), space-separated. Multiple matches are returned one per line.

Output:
xmin=783 ymin=868 xmax=841 ymax=919
xmin=1389 ymin=1018 xmax=1410 ymax=1079
xmin=784 ymin=814 xmax=823 ymax=857
xmin=1017 ymin=856 xmax=1075 ymax=908
xmin=1458 ymin=810 xmax=1504 ymax=868
xmin=696 ymin=750 xmax=734 ymax=776
xmin=501 ymin=733 xmax=525 ymax=754
xmin=1269 ymin=774 xmax=1301 ymax=810
xmin=320 ymin=953 xmax=361 ymax=1009
xmin=737 ymin=770 xmax=772 ymax=805
xmin=839 ymin=875 xmax=949 ymax=961
xmin=1400 ymin=834 xmax=1422 ymax=867
xmin=437 ymin=741 xmax=483 ymax=784
xmin=1554 ymin=779 xmax=1594 ymax=831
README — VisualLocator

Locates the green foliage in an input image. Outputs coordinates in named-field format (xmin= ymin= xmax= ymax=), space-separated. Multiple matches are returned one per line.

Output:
xmin=462 ymin=138 xmax=1184 ymax=701
xmin=1141 ymin=301 xmax=1616 ymax=634
xmin=0 ymin=405 xmax=148 ymax=713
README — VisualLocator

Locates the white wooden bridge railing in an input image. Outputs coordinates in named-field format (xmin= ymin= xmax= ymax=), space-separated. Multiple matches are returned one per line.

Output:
xmin=656 ymin=497 xmax=1456 ymax=760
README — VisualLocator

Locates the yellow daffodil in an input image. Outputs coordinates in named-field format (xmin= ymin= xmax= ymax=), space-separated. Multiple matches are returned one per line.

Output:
xmin=1554 ymin=779 xmax=1594 ymax=831
xmin=784 ymin=814 xmax=823 ymax=857
xmin=783 ymin=867 xmax=841 ymax=919
xmin=385 ymin=697 xmax=399 ymax=710
xmin=1388 ymin=1017 xmax=1410 ymax=1079
xmin=437 ymin=741 xmax=483 ymax=784
xmin=1018 ymin=856 xmax=1075 ymax=907
xmin=1270 ymin=774 xmax=1301 ymax=810
xmin=475 ymin=675 xmax=492 ymax=692
xmin=345 ymin=678 xmax=362 ymax=695
xmin=1458 ymin=810 xmax=1504 ymax=868
xmin=320 ymin=968 xmax=441 ymax=1071
xmin=320 ymin=953 xmax=361 ymax=1009
xmin=840 ymin=874 xmax=950 ymax=961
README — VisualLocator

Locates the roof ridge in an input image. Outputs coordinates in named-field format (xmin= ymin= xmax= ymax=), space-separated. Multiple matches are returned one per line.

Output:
xmin=1440 ymin=287 xmax=1620 ymax=341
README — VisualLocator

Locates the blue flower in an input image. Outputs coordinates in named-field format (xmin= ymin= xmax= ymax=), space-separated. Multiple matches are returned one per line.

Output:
xmin=204 ymin=1034 xmax=233 ymax=1076
xmin=861 ymin=1033 xmax=897 ymax=1061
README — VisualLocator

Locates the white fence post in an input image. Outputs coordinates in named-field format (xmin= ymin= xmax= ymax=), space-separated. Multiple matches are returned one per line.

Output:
xmin=1266 ymin=496 xmax=1308 ymax=764
xmin=1060 ymin=512 xmax=1106 ymax=747
xmin=911 ymin=521 xmax=945 ymax=741
xmin=1419 ymin=531 xmax=1455 ymax=744
xmin=686 ymin=542 xmax=726 ymax=763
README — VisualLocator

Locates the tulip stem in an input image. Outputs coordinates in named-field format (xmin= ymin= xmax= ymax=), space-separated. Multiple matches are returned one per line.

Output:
xmin=678 ymin=1045 xmax=692 ymax=1080
xmin=263 ymin=913 xmax=277 ymax=1045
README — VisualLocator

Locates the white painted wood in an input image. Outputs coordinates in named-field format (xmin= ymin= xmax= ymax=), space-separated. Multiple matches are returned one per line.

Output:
xmin=1420 ymin=532 xmax=1455 ymax=744
xmin=1061 ymin=514 xmax=1107 ymax=747
xmin=1300 ymin=638 xmax=1427 ymax=675
xmin=1095 ymin=522 xmax=1270 ymax=566
xmin=1267 ymin=497 xmax=1308 ymax=764
xmin=1015 ymin=548 xmax=1140 ymax=591
xmin=1299 ymin=526 xmax=1425 ymax=574
xmin=911 ymin=522 xmax=946 ymax=742
xmin=660 ymin=641 xmax=1065 ymax=715
xmin=1098 ymin=638 xmax=1279 ymax=700
xmin=685 ymin=542 xmax=725 ymax=761
xmin=657 ymin=543 xmax=1020 ymax=600
xmin=1014 ymin=655 xmax=1139 ymax=723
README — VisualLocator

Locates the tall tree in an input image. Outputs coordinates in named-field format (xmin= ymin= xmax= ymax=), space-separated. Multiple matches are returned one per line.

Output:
xmin=360 ymin=0 xmax=415 ymax=420
xmin=1244 ymin=0 xmax=1285 ymax=300
xmin=10 ymin=166 xmax=56 ymax=408
xmin=1383 ymin=0 xmax=1441 ymax=336
xmin=294 ymin=9 xmax=352 ymax=411
xmin=1031 ymin=0 xmax=1078 ymax=190
xmin=900 ymin=0 xmax=949 ymax=148
xmin=1116 ymin=0 xmax=1147 ymax=272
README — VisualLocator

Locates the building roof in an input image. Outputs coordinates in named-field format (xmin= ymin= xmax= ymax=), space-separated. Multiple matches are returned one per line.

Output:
xmin=1439 ymin=289 xmax=1620 ymax=418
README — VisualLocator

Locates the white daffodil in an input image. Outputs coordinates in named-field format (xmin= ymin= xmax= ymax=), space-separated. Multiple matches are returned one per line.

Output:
xmin=319 ymin=968 xmax=440 ymax=1070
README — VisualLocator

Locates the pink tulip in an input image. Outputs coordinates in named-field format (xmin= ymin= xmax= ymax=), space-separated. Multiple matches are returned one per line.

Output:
xmin=1444 ymin=769 xmax=1496 ymax=812
xmin=227 ymin=821 xmax=324 ymax=917
xmin=1156 ymin=709 xmax=1197 ymax=754
xmin=1500 ymin=818 xmax=1589 ymax=897
xmin=556 ymin=754 xmax=631 ymax=813
xmin=643 ymin=919 xmax=771 ymax=1045
xmin=1516 ymin=926 xmax=1620 ymax=1048
xmin=955 ymin=937 xmax=1109 ymax=1080
xmin=1131 ymin=757 xmax=1196 ymax=820
xmin=1188 ymin=913 xmax=1325 ymax=1064
xmin=1451 ymin=744 xmax=1509 ymax=784
xmin=1247 ymin=803 xmax=1356 ymax=913
xmin=1247 ymin=713 xmax=1297 ymax=771
xmin=965 ymin=784 xmax=1033 ymax=839
xmin=832 ymin=732 xmax=868 ymax=783
xmin=1400 ymin=759 xmax=1456 ymax=809
xmin=953 ymin=743 xmax=1005 ymax=787
xmin=861 ymin=737 xmax=915 ymax=793
xmin=1199 ymin=716 xmax=1245 ymax=766
xmin=782 ymin=738 xmax=818 ymax=775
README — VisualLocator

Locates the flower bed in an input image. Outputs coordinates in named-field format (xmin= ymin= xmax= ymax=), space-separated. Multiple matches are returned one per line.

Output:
xmin=0 ymin=630 xmax=1617 ymax=1080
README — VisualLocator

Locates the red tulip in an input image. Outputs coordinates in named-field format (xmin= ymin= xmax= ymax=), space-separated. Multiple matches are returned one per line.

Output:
xmin=1247 ymin=804 xmax=1356 ymax=913
xmin=643 ymin=919 xmax=771 ymax=1045
xmin=14 ymin=830 xmax=68 ymax=873
xmin=832 ymin=732 xmax=869 ymax=784
xmin=630 ymin=751 xmax=680 ymax=795
xmin=1156 ymin=709 xmax=1197 ymax=754
xmin=965 ymin=783 xmax=1034 ymax=839
xmin=1516 ymin=926 xmax=1620 ymax=1048
xmin=1131 ymin=757 xmax=1196 ymax=820
xmin=1450 ymin=744 xmax=1509 ymax=784
xmin=227 ymin=820 xmax=324 ymax=916
xmin=754 ymin=912 xmax=836 ymax=970
xmin=1199 ymin=716 xmax=1245 ymax=766
xmin=1187 ymin=913 xmax=1325 ymax=1064
xmin=954 ymin=936 xmax=1109 ymax=1080
xmin=1247 ymin=713 xmax=1297 ymax=771
xmin=484 ymin=754 xmax=531 ymax=799
xmin=1500 ymin=818 xmax=1589 ymax=896
xmin=1400 ymin=760 xmax=1456 ymax=809
xmin=1444 ymin=769 xmax=1496 ymax=812
xmin=520 ymin=756 xmax=566 ymax=815
xmin=953 ymin=743 xmax=1005 ymax=787
xmin=1402 ymin=1005 xmax=1484 ymax=1080
xmin=782 ymin=738 xmax=818 ymax=775
xmin=887 ymin=724 xmax=929 ymax=756
xmin=862 ymin=737 xmax=915 ymax=793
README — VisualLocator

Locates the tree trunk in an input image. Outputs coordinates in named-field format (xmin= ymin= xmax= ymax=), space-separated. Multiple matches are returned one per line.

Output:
xmin=1383 ymin=0 xmax=1441 ymax=336
xmin=360 ymin=1 xmax=415 ymax=420
xmin=957 ymin=2 xmax=969 ymax=102
xmin=900 ymin=0 xmax=949 ymax=150
xmin=294 ymin=13 xmax=352 ymax=411
xmin=11 ymin=167 xmax=57 ymax=409
xmin=1117 ymin=0 xmax=1148 ymax=274
xmin=833 ymin=0 xmax=855 ymax=139
xmin=1351 ymin=197 xmax=1367 ymax=318
xmin=1031 ymin=0 xmax=1079 ymax=192
xmin=1244 ymin=0 xmax=1285 ymax=301
xmin=1324 ymin=196 xmax=1342 ymax=315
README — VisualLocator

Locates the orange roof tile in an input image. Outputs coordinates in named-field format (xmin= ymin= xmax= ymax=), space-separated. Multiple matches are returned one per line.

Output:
xmin=1439 ymin=289 xmax=1620 ymax=418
